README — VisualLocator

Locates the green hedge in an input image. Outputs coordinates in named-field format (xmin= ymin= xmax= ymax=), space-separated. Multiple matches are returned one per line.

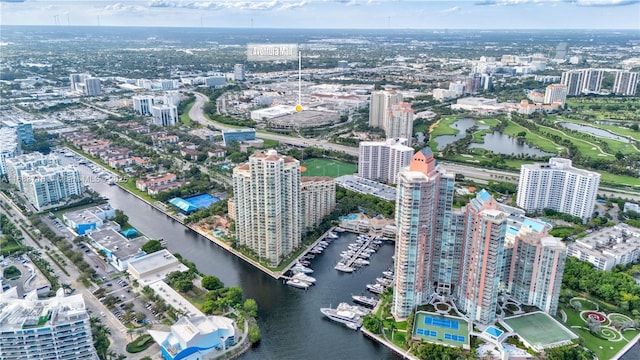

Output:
xmin=126 ymin=334 xmax=154 ymax=353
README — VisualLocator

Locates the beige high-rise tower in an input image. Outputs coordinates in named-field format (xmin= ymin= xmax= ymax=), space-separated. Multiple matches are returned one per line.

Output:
xmin=232 ymin=150 xmax=301 ymax=267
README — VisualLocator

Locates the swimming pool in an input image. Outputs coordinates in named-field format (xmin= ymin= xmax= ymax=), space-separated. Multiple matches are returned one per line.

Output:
xmin=339 ymin=213 xmax=358 ymax=221
xmin=485 ymin=326 xmax=504 ymax=338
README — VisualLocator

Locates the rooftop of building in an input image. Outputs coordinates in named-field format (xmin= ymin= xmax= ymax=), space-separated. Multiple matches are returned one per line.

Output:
xmin=522 ymin=157 xmax=600 ymax=178
xmin=149 ymin=281 xmax=203 ymax=318
xmin=63 ymin=204 xmax=114 ymax=225
xmin=572 ymin=224 xmax=640 ymax=257
xmin=0 ymin=288 xmax=89 ymax=331
xmin=127 ymin=249 xmax=189 ymax=285
xmin=301 ymin=176 xmax=334 ymax=183
xmin=335 ymin=175 xmax=396 ymax=201
xmin=21 ymin=164 xmax=79 ymax=177
xmin=88 ymin=228 xmax=144 ymax=259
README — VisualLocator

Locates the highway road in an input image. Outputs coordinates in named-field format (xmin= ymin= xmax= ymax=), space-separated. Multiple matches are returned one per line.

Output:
xmin=190 ymin=92 xmax=639 ymax=201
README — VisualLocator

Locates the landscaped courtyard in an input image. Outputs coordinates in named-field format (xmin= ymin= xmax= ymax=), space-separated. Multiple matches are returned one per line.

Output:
xmin=560 ymin=297 xmax=640 ymax=360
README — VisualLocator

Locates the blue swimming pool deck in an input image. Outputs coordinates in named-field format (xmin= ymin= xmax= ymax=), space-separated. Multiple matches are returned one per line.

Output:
xmin=485 ymin=326 xmax=504 ymax=338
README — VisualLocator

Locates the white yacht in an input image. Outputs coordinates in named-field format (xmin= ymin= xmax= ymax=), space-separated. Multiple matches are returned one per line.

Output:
xmin=326 ymin=232 xmax=339 ymax=239
xmin=334 ymin=263 xmax=355 ymax=273
xmin=334 ymin=227 xmax=345 ymax=233
xmin=336 ymin=302 xmax=370 ymax=317
xmin=367 ymin=283 xmax=384 ymax=294
xmin=292 ymin=272 xmax=316 ymax=284
xmin=286 ymin=278 xmax=311 ymax=289
xmin=353 ymin=258 xmax=370 ymax=266
xmin=320 ymin=307 xmax=363 ymax=330
xmin=292 ymin=264 xmax=314 ymax=274
xmin=382 ymin=271 xmax=394 ymax=279
xmin=352 ymin=295 xmax=378 ymax=308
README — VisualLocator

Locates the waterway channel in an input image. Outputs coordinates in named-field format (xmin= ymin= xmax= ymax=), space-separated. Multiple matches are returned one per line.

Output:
xmin=83 ymin=175 xmax=401 ymax=359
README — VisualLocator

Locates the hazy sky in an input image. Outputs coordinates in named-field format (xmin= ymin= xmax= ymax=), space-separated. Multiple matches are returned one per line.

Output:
xmin=1 ymin=0 xmax=639 ymax=29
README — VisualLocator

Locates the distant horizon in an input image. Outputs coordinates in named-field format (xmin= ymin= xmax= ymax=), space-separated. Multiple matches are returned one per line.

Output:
xmin=1 ymin=0 xmax=639 ymax=30
xmin=1 ymin=24 xmax=639 ymax=32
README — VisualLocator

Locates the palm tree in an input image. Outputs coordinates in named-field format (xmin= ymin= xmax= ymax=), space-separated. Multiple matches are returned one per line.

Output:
xmin=126 ymin=327 xmax=134 ymax=341
xmin=388 ymin=322 xmax=397 ymax=342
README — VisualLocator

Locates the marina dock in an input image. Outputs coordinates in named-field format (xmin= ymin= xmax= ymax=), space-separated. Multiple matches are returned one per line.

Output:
xmin=279 ymin=227 xmax=339 ymax=279
xmin=342 ymin=235 xmax=375 ymax=268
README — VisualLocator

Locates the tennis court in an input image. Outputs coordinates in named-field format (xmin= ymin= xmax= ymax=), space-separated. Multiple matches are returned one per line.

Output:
xmin=183 ymin=194 xmax=220 ymax=209
xmin=413 ymin=311 xmax=469 ymax=348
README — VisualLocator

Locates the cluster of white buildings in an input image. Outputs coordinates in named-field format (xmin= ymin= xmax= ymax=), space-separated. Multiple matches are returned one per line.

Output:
xmin=358 ymin=138 xmax=413 ymax=184
xmin=132 ymin=91 xmax=182 ymax=127
xmin=392 ymin=149 xmax=567 ymax=325
xmin=561 ymin=69 xmax=638 ymax=96
xmin=69 ymin=73 xmax=102 ymax=96
xmin=516 ymin=158 xmax=600 ymax=223
xmin=0 ymin=288 xmax=99 ymax=360
xmin=232 ymin=150 xmax=336 ymax=267
xmin=6 ymin=153 xmax=83 ymax=211
xmin=567 ymin=224 xmax=640 ymax=271
xmin=369 ymin=90 xmax=414 ymax=144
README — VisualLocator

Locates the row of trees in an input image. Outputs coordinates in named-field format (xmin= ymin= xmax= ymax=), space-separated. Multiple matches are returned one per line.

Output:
xmin=0 ymin=213 xmax=26 ymax=255
xmin=562 ymin=257 xmax=640 ymax=313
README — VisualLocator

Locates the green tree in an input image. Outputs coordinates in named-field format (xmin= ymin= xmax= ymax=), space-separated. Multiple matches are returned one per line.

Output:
xmin=113 ymin=210 xmax=129 ymax=227
xmin=243 ymin=298 xmax=258 ymax=318
xmin=248 ymin=323 xmax=261 ymax=344
xmin=141 ymin=240 xmax=163 ymax=254
xmin=201 ymin=275 xmax=224 ymax=291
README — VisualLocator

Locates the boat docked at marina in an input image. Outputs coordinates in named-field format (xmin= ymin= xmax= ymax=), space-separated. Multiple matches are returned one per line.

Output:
xmin=366 ymin=283 xmax=385 ymax=294
xmin=320 ymin=307 xmax=363 ymax=330
xmin=382 ymin=270 xmax=394 ymax=279
xmin=286 ymin=278 xmax=311 ymax=289
xmin=336 ymin=302 xmax=370 ymax=317
xmin=352 ymin=295 xmax=379 ymax=308
xmin=376 ymin=277 xmax=393 ymax=287
xmin=334 ymin=227 xmax=345 ymax=233
xmin=326 ymin=232 xmax=339 ymax=239
xmin=334 ymin=263 xmax=355 ymax=273
xmin=353 ymin=258 xmax=370 ymax=266
xmin=292 ymin=272 xmax=316 ymax=284
xmin=292 ymin=264 xmax=314 ymax=274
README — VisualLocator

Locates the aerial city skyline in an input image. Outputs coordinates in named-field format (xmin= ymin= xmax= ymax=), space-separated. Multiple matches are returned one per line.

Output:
xmin=0 ymin=14 xmax=639 ymax=360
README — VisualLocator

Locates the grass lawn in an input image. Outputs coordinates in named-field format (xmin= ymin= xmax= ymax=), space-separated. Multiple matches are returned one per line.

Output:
xmin=301 ymin=158 xmax=356 ymax=178
xmin=570 ymin=298 xmax=599 ymax=311
xmin=429 ymin=116 xmax=459 ymax=137
xmin=598 ymin=172 xmax=640 ymax=187
xmin=263 ymin=139 xmax=279 ymax=148
xmin=559 ymin=304 xmax=635 ymax=360
xmin=536 ymin=124 xmax=614 ymax=159
xmin=126 ymin=334 xmax=154 ymax=353
xmin=412 ymin=311 xmax=469 ymax=348
xmin=120 ymin=179 xmax=155 ymax=204
xmin=504 ymin=312 xmax=577 ymax=350
xmin=180 ymin=101 xmax=194 ymax=126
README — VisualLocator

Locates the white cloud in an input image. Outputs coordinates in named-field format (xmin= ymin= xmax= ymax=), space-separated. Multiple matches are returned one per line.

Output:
xmin=279 ymin=1 xmax=309 ymax=10
xmin=441 ymin=5 xmax=461 ymax=12
xmin=573 ymin=0 xmax=639 ymax=6
xmin=147 ymin=0 xmax=309 ymax=11
xmin=102 ymin=2 xmax=148 ymax=14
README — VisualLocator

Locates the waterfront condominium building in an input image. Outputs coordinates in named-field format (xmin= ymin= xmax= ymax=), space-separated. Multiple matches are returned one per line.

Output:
xmin=0 ymin=288 xmax=98 ymax=360
xmin=300 ymin=176 xmax=336 ymax=231
xmin=560 ymin=70 xmax=584 ymax=96
xmin=392 ymin=148 xmax=457 ymax=319
xmin=20 ymin=164 xmax=83 ymax=211
xmin=232 ymin=150 xmax=301 ymax=267
xmin=358 ymin=138 xmax=413 ymax=184
xmin=133 ymin=95 xmax=155 ymax=115
xmin=613 ymin=71 xmax=639 ymax=96
xmin=458 ymin=206 xmax=507 ymax=324
xmin=385 ymin=102 xmax=414 ymax=145
xmin=517 ymin=158 xmax=600 ymax=223
xmin=6 ymin=152 xmax=60 ymax=191
xmin=507 ymin=219 xmax=567 ymax=316
xmin=543 ymin=84 xmax=568 ymax=106
xmin=369 ymin=90 xmax=402 ymax=129
xmin=151 ymin=104 xmax=179 ymax=127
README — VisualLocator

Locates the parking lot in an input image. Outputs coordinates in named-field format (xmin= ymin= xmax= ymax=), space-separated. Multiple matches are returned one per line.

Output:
xmin=94 ymin=277 xmax=164 ymax=326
